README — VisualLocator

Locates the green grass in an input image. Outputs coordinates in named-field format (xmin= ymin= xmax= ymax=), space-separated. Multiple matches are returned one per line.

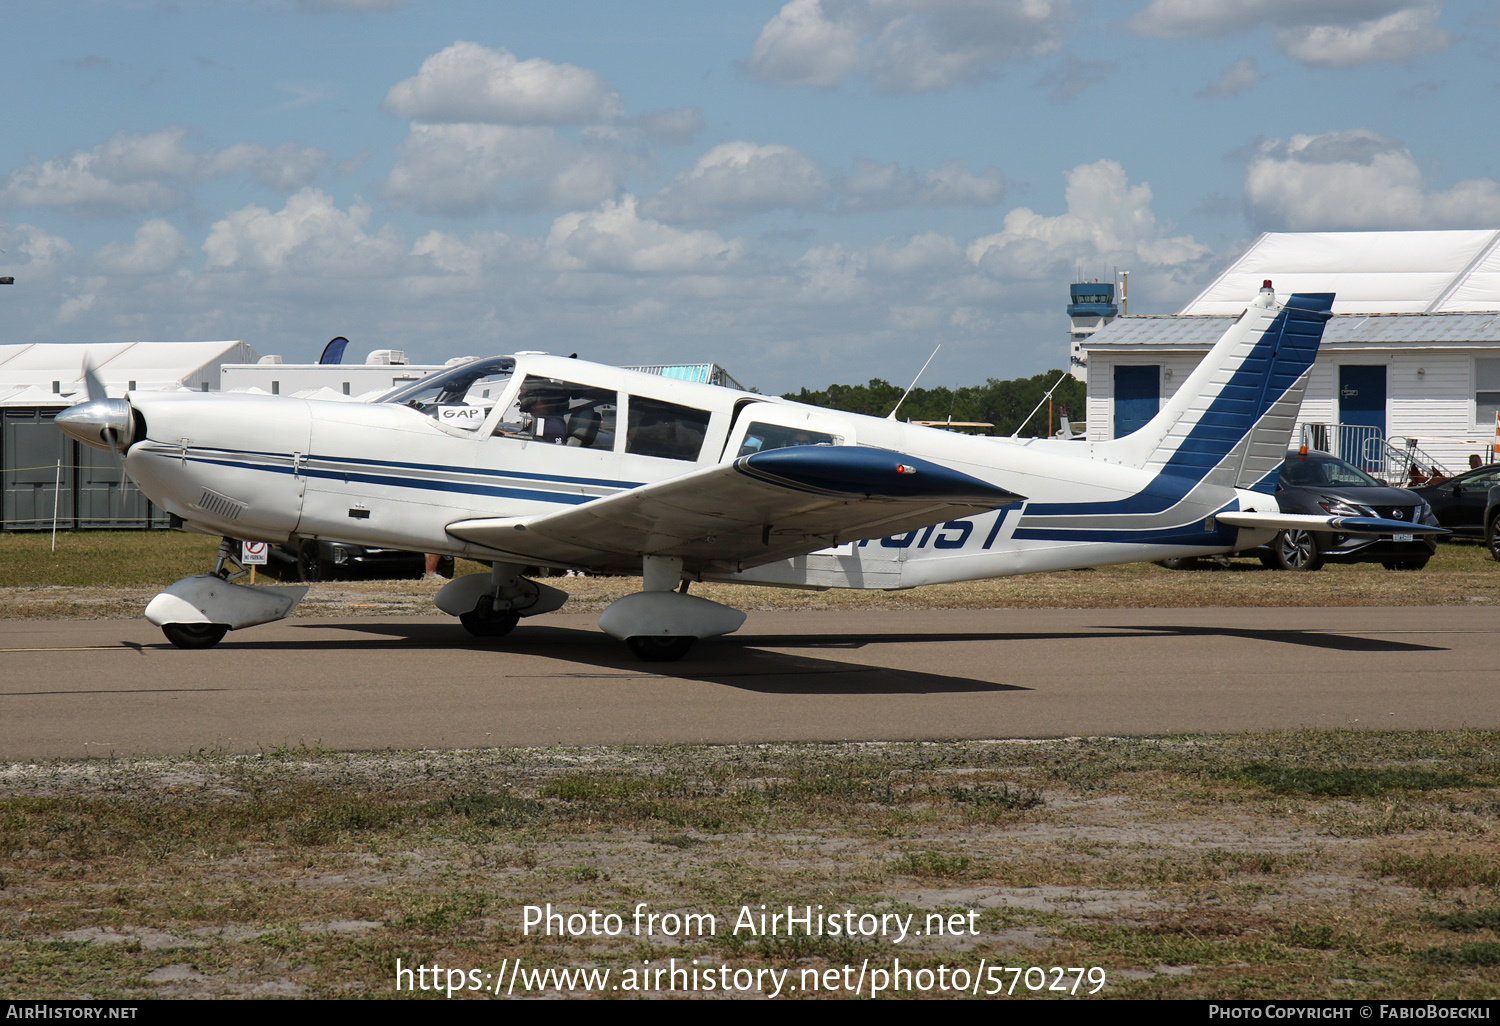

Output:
xmin=3 ymin=531 xmax=1500 ymax=619
xmin=2 ymin=733 xmax=1497 ymax=999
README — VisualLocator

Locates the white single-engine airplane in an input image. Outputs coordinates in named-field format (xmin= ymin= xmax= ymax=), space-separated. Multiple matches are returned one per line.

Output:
xmin=56 ymin=283 xmax=1442 ymax=660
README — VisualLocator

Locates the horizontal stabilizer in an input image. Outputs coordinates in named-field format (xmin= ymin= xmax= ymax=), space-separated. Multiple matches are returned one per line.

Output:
xmin=1216 ymin=512 xmax=1447 ymax=537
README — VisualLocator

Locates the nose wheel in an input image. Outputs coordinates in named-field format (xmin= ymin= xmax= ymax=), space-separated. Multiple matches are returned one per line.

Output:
xmin=626 ymin=635 xmax=695 ymax=662
xmin=161 ymin=622 xmax=229 ymax=649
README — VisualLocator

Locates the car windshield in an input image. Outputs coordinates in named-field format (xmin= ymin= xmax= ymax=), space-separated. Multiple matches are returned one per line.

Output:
xmin=1281 ymin=455 xmax=1381 ymax=488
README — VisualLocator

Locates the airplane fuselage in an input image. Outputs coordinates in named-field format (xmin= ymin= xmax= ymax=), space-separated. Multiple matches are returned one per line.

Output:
xmin=119 ymin=353 xmax=1275 ymax=591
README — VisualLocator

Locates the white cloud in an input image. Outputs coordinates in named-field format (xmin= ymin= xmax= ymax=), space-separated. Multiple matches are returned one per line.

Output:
xmin=1196 ymin=56 xmax=1265 ymax=98
xmin=545 ymin=195 xmax=742 ymax=273
xmin=643 ymin=142 xmax=828 ymax=226
xmin=202 ymin=188 xmax=404 ymax=274
xmin=208 ymin=142 xmax=329 ymax=192
xmin=1 ymin=223 xmax=73 ymax=269
xmin=1243 ymin=129 xmax=1500 ymax=229
xmin=747 ymin=0 xmax=1072 ymax=93
xmin=747 ymin=0 xmax=867 ymax=88
xmin=383 ymin=41 xmax=622 ymax=125
xmin=0 ymin=129 xmax=327 ymax=216
xmin=1277 ymin=5 xmax=1449 ymax=68
xmin=966 ymin=159 xmax=1209 ymax=281
xmin=57 ymin=289 xmax=98 ymax=325
xmin=839 ymin=157 xmax=1005 ymax=211
xmin=867 ymin=231 xmax=965 ymax=274
xmin=1132 ymin=1 xmax=1450 ymax=68
xmin=383 ymin=124 xmax=630 ymax=215
xmin=94 ymin=219 xmax=189 ymax=275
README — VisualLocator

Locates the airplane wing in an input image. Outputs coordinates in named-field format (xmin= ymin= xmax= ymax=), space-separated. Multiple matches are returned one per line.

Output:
xmin=1216 ymin=512 xmax=1448 ymax=536
xmin=446 ymin=445 xmax=1024 ymax=574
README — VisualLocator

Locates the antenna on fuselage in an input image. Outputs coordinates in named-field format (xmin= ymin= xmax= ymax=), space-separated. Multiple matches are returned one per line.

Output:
xmin=887 ymin=345 xmax=940 ymax=421
xmin=1011 ymin=371 xmax=1071 ymax=439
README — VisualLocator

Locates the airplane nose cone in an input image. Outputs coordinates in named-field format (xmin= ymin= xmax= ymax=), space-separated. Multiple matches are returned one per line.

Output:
xmin=56 ymin=398 xmax=134 ymax=451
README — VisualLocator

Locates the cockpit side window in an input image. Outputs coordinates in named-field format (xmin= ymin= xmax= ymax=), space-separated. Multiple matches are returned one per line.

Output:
xmin=625 ymin=396 xmax=711 ymax=461
xmin=492 ymin=375 xmax=618 ymax=451
xmin=376 ymin=357 xmax=515 ymax=432
xmin=736 ymin=422 xmax=837 ymax=458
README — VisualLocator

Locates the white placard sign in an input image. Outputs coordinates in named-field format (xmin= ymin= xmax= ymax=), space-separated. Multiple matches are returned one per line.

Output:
xmin=242 ymin=540 xmax=269 ymax=565
xmin=438 ymin=405 xmax=484 ymax=427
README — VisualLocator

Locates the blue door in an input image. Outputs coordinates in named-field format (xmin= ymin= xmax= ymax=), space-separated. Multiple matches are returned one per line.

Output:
xmin=1114 ymin=365 xmax=1160 ymax=438
xmin=1338 ymin=365 xmax=1386 ymax=470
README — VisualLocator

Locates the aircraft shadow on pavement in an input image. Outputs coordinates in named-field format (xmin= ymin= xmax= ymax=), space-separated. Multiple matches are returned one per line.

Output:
xmin=235 ymin=617 xmax=1447 ymax=695
xmin=264 ymin=622 xmax=1023 ymax=695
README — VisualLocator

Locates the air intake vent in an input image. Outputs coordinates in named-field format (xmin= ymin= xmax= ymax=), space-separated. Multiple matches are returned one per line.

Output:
xmin=196 ymin=488 xmax=247 ymax=521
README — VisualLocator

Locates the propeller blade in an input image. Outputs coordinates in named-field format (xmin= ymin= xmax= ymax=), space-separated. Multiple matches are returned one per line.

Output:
xmin=82 ymin=358 xmax=107 ymax=403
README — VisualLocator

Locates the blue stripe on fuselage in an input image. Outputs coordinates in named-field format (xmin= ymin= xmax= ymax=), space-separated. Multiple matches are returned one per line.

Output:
xmin=179 ymin=449 xmax=622 ymax=506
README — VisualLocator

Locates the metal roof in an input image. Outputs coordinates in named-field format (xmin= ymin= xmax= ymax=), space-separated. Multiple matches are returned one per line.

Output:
xmin=1084 ymin=310 xmax=1500 ymax=349
xmin=1181 ymin=230 xmax=1500 ymax=316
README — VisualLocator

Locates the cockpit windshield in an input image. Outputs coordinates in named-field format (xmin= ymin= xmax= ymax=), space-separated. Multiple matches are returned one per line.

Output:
xmin=376 ymin=357 xmax=515 ymax=431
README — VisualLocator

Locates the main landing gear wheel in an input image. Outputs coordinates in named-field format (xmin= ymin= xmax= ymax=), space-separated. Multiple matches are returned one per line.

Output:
xmin=161 ymin=623 xmax=229 ymax=650
xmin=626 ymin=635 xmax=695 ymax=662
xmin=460 ymin=600 xmax=520 ymax=638
xmin=1270 ymin=529 xmax=1323 ymax=571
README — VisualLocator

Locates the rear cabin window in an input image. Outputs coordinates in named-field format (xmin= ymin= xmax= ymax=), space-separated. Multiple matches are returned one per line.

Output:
xmin=493 ymin=376 xmax=617 ymax=451
xmin=736 ymin=422 xmax=837 ymax=458
xmin=626 ymin=396 xmax=710 ymax=461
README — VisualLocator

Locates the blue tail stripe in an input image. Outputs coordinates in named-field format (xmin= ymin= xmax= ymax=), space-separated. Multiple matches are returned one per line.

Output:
xmin=1024 ymin=293 xmax=1332 ymax=517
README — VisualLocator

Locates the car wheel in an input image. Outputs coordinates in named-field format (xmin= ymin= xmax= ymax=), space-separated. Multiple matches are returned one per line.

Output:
xmin=459 ymin=599 xmax=520 ymax=638
xmin=296 ymin=541 xmax=335 ymax=583
xmin=1154 ymin=557 xmax=1197 ymax=570
xmin=626 ymin=635 xmax=695 ymax=662
xmin=1381 ymin=559 xmax=1429 ymax=571
xmin=161 ymin=622 xmax=229 ymax=649
xmin=1488 ymin=514 xmax=1500 ymax=562
xmin=1273 ymin=530 xmax=1323 ymax=571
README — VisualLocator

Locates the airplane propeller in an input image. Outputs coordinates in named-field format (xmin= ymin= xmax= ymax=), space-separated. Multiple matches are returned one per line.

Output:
xmin=55 ymin=358 xmax=138 ymax=489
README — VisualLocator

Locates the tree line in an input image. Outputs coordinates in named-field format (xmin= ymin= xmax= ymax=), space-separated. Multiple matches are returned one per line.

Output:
xmin=783 ymin=370 xmax=1086 ymax=437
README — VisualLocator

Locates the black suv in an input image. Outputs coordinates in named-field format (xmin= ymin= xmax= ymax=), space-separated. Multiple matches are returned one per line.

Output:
xmin=1257 ymin=450 xmax=1438 ymax=571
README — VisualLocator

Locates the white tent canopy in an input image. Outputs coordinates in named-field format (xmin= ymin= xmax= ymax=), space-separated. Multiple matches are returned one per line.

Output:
xmin=1181 ymin=230 xmax=1500 ymax=316
xmin=0 ymin=340 xmax=257 ymax=400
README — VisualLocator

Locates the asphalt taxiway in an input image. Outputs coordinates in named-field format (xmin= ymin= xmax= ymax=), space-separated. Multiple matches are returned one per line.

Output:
xmin=2 ymin=607 xmax=1496 ymax=759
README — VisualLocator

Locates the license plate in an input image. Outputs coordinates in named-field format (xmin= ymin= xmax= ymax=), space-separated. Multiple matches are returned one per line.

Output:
xmin=1393 ymin=533 xmax=1414 ymax=542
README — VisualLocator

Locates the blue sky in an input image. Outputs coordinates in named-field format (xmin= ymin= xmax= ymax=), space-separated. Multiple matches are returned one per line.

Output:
xmin=3 ymin=1 xmax=1498 ymax=393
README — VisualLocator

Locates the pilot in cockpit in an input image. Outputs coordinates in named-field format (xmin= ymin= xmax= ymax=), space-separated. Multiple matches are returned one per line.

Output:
xmin=519 ymin=390 xmax=568 ymax=443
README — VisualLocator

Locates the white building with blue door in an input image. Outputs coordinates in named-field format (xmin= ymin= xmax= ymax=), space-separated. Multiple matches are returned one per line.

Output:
xmin=1079 ymin=230 xmax=1500 ymax=478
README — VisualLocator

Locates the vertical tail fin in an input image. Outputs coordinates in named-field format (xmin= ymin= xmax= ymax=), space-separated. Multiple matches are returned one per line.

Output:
xmin=1106 ymin=288 xmax=1334 ymax=493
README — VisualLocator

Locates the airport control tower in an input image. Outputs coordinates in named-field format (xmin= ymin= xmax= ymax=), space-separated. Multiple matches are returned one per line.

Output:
xmin=1067 ymin=280 xmax=1118 ymax=382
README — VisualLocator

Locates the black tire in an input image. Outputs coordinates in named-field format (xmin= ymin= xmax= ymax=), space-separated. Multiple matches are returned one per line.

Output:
xmin=1488 ymin=514 xmax=1500 ymax=562
xmin=1272 ymin=530 xmax=1323 ymax=571
xmin=161 ymin=623 xmax=229 ymax=649
xmin=627 ymin=635 xmax=695 ymax=662
xmin=459 ymin=600 xmax=520 ymax=638
xmin=296 ymin=541 xmax=334 ymax=583
xmin=1154 ymin=557 xmax=1197 ymax=570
